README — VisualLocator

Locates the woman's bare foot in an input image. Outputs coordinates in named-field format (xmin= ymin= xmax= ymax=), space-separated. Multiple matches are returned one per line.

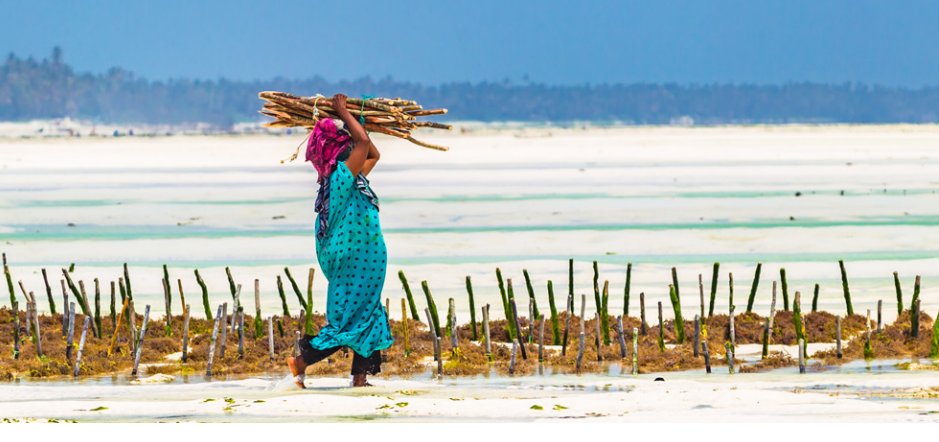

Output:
xmin=287 ymin=356 xmax=306 ymax=389
xmin=352 ymin=373 xmax=373 ymax=387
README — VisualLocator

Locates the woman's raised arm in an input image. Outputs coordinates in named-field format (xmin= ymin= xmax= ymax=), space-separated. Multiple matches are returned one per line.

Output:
xmin=331 ymin=93 xmax=375 ymax=176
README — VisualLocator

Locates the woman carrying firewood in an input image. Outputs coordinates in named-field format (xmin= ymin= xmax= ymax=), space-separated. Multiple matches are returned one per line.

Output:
xmin=287 ymin=93 xmax=392 ymax=388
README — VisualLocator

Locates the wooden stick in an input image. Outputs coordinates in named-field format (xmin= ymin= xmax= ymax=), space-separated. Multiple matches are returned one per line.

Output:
xmin=421 ymin=280 xmax=442 ymax=337
xmin=575 ymin=306 xmax=585 ymax=372
xmin=31 ymin=298 xmax=42 ymax=357
xmin=219 ymin=302 xmax=229 ymax=358
xmin=465 ymin=276 xmax=478 ymax=341
xmin=538 ymin=315 xmax=546 ymax=363
xmin=625 ymin=263 xmax=633 ymax=317
xmin=811 ymin=283 xmax=820 ymax=312
xmin=561 ymin=293 xmax=572 ymax=355
xmin=911 ymin=275 xmax=922 ymax=310
xmin=839 ymin=260 xmax=854 ymax=316
xmin=448 ymin=298 xmax=459 ymax=351
xmin=276 ymin=275 xmax=290 ymax=317
xmin=293 ymin=330 xmax=301 ymax=358
xmin=254 ymin=279 xmax=263 ymax=339
xmin=397 ymin=270 xmax=420 ymax=321
xmin=177 ymin=278 xmax=186 ymax=311
xmin=108 ymin=297 xmax=129 ymax=357
xmin=726 ymin=342 xmax=735 ymax=374
xmin=206 ymin=304 xmax=223 ymax=377
xmin=693 ymin=315 xmax=701 ymax=358
xmin=594 ymin=311 xmax=602 ymax=362
xmin=109 ymin=281 xmax=116 ymax=330
xmin=780 ymin=267 xmax=790 ymax=311
xmin=911 ymin=299 xmax=921 ymax=338
xmin=482 ymin=304 xmax=491 ymax=361
xmin=708 ymin=262 xmax=720 ymax=317
xmin=93 ymin=279 xmax=101 ymax=340
xmin=877 ymin=299 xmax=883 ymax=332
xmin=835 ymin=315 xmax=843 ymax=358
xmin=509 ymin=341 xmax=518 ymax=375
xmin=761 ymin=317 xmax=770 ymax=359
xmin=657 ymin=301 xmax=665 ymax=352
xmin=282 ymin=267 xmax=307 ymax=312
xmin=509 ymin=298 xmax=527 ymax=360
xmin=547 ymin=280 xmax=559 ymax=345
xmin=668 ymin=283 xmax=685 ymax=344
xmin=746 ymin=263 xmax=762 ymax=313
xmin=195 ymin=269 xmax=213 ymax=320
xmin=131 ymin=305 xmax=150 ymax=377
xmin=424 ymin=307 xmax=438 ymax=360
xmin=11 ymin=301 xmax=19 ymax=360
xmin=60 ymin=281 xmax=68 ymax=337
xmin=864 ymin=309 xmax=873 ymax=358
xmin=615 ymin=315 xmax=627 ymax=359
xmin=698 ymin=273 xmax=705 ymax=320
xmin=798 ymin=338 xmax=806 ymax=374
xmin=268 ymin=316 xmax=275 ymax=361
xmin=237 ymin=307 xmax=245 ymax=359
xmin=893 ymin=271 xmax=903 ymax=316
xmin=729 ymin=305 xmax=736 ymax=351
xmin=600 ymin=280 xmax=610 ymax=346
xmin=41 ymin=269 xmax=56 ymax=316
xmin=66 ymin=302 xmax=76 ymax=363
xmin=162 ymin=277 xmax=172 ymax=336
xmin=73 ymin=316 xmax=90 ymax=377
xmin=639 ymin=292 xmax=648 ymax=335
xmin=631 ymin=327 xmax=639 ymax=375
xmin=182 ymin=304 xmax=191 ymax=363
xmin=128 ymin=299 xmax=137 ymax=354
xmin=305 ymin=270 xmax=315 ymax=335
xmin=702 ymin=341 xmax=711 ymax=373
xmin=769 ymin=281 xmax=777 ymax=330
xmin=528 ymin=298 xmax=534 ymax=344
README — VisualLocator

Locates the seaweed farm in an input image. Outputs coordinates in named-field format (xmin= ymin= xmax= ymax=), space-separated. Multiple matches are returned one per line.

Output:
xmin=2 ymin=251 xmax=938 ymax=383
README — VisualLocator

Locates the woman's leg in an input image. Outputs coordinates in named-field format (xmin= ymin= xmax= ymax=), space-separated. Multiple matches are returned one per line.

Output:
xmin=350 ymin=350 xmax=382 ymax=387
xmin=287 ymin=334 xmax=341 ymax=388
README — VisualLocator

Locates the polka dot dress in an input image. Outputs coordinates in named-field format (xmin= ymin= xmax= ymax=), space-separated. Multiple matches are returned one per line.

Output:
xmin=310 ymin=162 xmax=393 ymax=357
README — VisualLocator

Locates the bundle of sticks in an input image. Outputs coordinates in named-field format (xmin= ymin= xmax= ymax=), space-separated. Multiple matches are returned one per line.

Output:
xmin=258 ymin=91 xmax=451 ymax=152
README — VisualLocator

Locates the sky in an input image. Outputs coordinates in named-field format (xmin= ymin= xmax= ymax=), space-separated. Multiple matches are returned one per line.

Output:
xmin=2 ymin=0 xmax=937 ymax=86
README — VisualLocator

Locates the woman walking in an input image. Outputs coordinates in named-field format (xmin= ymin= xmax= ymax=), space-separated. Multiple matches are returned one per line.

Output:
xmin=287 ymin=93 xmax=392 ymax=388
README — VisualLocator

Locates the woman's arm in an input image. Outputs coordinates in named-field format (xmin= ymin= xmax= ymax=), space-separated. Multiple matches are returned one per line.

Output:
xmin=331 ymin=93 xmax=376 ymax=176
xmin=361 ymin=140 xmax=381 ymax=176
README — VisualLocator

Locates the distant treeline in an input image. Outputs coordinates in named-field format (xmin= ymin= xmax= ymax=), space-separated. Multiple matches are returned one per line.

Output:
xmin=1 ymin=49 xmax=937 ymax=127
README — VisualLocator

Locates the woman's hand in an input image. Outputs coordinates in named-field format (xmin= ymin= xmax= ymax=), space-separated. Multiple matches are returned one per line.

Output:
xmin=332 ymin=93 xmax=349 ymax=116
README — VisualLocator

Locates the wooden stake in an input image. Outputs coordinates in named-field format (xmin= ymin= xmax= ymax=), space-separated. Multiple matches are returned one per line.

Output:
xmin=864 ymin=309 xmax=873 ymax=358
xmin=746 ymin=262 xmax=762 ymax=313
xmin=668 ymin=283 xmax=685 ymax=344
xmin=575 ymin=306 xmax=585 ymax=372
xmin=448 ymin=298 xmax=459 ymax=351
xmin=616 ymin=315 xmax=628 ymax=359
xmin=702 ymin=341 xmax=711 ymax=373
xmin=11 ymin=301 xmax=19 ymax=360
xmin=73 ymin=316 xmax=90 ymax=377
xmin=528 ymin=298 xmax=534 ymax=344
xmin=128 ymin=300 xmax=137 ymax=354
xmin=219 ymin=302 xmax=229 ymax=358
xmin=66 ymin=302 xmax=76 ymax=363
xmin=109 ymin=281 xmax=116 ymax=330
xmin=693 ymin=315 xmax=701 ymax=357
xmin=276 ymin=275 xmax=290 ymax=317
xmin=195 ymin=269 xmax=212 ymax=320
xmin=401 ymin=298 xmax=410 ymax=356
xmin=397 ymin=270 xmax=420 ymax=322
xmin=698 ymin=273 xmax=705 ymax=320
xmin=108 ymin=297 xmax=129 ymax=357
xmin=877 ymin=299 xmax=883 ymax=332
xmin=798 ymin=338 xmax=806 ymax=374
xmin=206 ymin=304 xmax=223 ymax=377
xmin=177 ymin=278 xmax=186 ymax=314
xmin=911 ymin=299 xmax=921 ymax=338
xmin=835 ymin=315 xmax=843 ymax=358
xmin=708 ymin=262 xmax=720 ymax=317
xmin=268 ymin=316 xmax=275 ymax=361
xmin=631 ymin=327 xmax=639 ymax=375
xmin=538 ymin=315 xmax=545 ymax=363
xmin=41 ymin=269 xmax=56 ymax=316
xmin=893 ymin=271 xmax=903 ymax=316
xmin=482 ymin=304 xmax=491 ymax=361
xmin=254 ymin=279 xmax=263 ymax=339
xmin=726 ymin=341 xmax=735 ymax=374
xmin=305 ymin=270 xmax=315 ymax=335
xmin=780 ymin=267 xmax=790 ymax=311
xmin=31 ymin=297 xmax=42 ymax=357
xmin=424 ymin=307 xmax=439 ymax=362
xmin=509 ymin=298 xmax=527 ymax=360
xmin=182 ymin=304 xmax=191 ymax=362
xmin=911 ymin=275 xmax=921 ymax=310
xmin=60 ymin=280 xmax=68 ymax=337
xmin=657 ymin=301 xmax=665 ymax=352
xmin=769 ymin=281 xmax=777 ymax=330
xmin=421 ymin=280 xmax=442 ymax=337
xmin=761 ymin=317 xmax=770 ymax=359
xmin=728 ymin=305 xmax=736 ymax=351
xmin=561 ymin=293 xmax=572 ymax=355
xmin=839 ymin=260 xmax=854 ymax=316
xmin=547 ymin=280 xmax=559 ymax=345
xmin=625 ymin=263 xmax=633 ymax=317
xmin=594 ymin=311 xmax=602 ymax=362
xmin=466 ymin=276 xmax=478 ymax=340
xmin=131 ymin=305 xmax=150 ymax=377
xmin=237 ymin=306 xmax=245 ymax=359
xmin=639 ymin=292 xmax=648 ymax=335
xmin=811 ymin=283 xmax=820 ymax=312
xmin=509 ymin=341 xmax=518 ymax=375
xmin=162 ymin=277 xmax=172 ymax=336
xmin=93 ymin=278 xmax=101 ymax=340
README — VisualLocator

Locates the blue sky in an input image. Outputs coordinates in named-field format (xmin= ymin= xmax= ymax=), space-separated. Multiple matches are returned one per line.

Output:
xmin=2 ymin=0 xmax=937 ymax=86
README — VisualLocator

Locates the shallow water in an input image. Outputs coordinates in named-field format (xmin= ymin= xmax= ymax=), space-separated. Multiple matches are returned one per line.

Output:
xmin=2 ymin=126 xmax=938 ymax=326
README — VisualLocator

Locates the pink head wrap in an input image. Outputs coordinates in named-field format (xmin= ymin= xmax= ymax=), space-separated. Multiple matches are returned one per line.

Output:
xmin=306 ymin=118 xmax=352 ymax=184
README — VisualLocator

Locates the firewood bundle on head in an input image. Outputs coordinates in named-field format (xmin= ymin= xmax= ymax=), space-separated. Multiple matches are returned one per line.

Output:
xmin=258 ymin=91 xmax=451 ymax=152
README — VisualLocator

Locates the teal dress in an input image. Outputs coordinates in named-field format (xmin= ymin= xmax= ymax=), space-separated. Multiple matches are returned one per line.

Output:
xmin=310 ymin=162 xmax=393 ymax=357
